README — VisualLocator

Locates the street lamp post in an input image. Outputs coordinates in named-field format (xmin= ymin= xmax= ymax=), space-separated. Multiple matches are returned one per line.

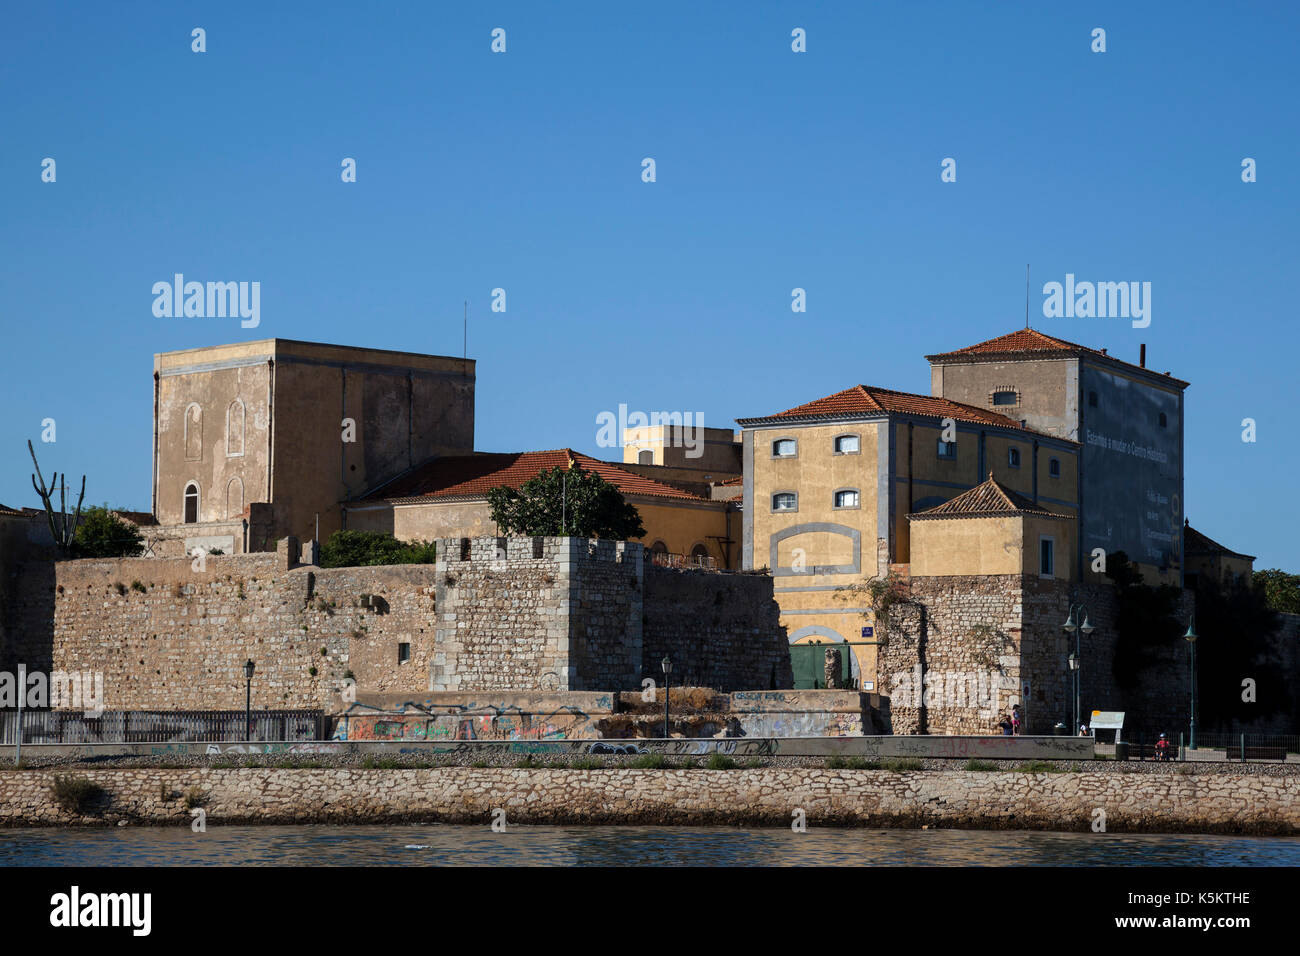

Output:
xmin=1184 ymin=616 xmax=1198 ymax=751
xmin=243 ymin=659 xmax=256 ymax=742
xmin=1062 ymin=603 xmax=1095 ymax=734
xmin=661 ymin=655 xmax=673 ymax=739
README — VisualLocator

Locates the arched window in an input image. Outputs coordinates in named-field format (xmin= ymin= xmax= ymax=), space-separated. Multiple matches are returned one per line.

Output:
xmin=183 ymin=482 xmax=200 ymax=523
xmin=650 ymin=540 xmax=669 ymax=554
xmin=184 ymin=404 xmax=202 ymax=461
xmin=226 ymin=399 xmax=245 ymax=457
xmin=690 ymin=544 xmax=710 ymax=565
xmin=834 ymin=434 xmax=859 ymax=455
xmin=226 ymin=477 xmax=244 ymax=519
xmin=772 ymin=492 xmax=797 ymax=512
xmin=638 ymin=449 xmax=654 ymax=465
xmin=772 ymin=438 xmax=797 ymax=458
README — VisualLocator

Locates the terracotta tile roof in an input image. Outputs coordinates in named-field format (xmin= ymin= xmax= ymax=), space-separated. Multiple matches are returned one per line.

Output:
xmin=926 ymin=328 xmax=1189 ymax=388
xmin=111 ymin=509 xmax=159 ymax=526
xmin=363 ymin=450 xmax=709 ymax=503
xmin=739 ymin=384 xmax=1029 ymax=430
xmin=1184 ymin=521 xmax=1255 ymax=560
xmin=0 ymin=504 xmax=42 ymax=518
xmin=909 ymin=474 xmax=1070 ymax=520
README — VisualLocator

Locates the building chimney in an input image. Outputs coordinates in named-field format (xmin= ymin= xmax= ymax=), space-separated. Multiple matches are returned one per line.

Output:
xmin=1139 ymin=343 xmax=1146 ymax=368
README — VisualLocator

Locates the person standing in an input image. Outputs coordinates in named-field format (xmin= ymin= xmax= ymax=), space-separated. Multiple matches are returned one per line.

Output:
xmin=1011 ymin=704 xmax=1023 ymax=735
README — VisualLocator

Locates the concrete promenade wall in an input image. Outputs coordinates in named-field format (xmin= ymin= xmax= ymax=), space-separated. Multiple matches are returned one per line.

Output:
xmin=1 ymin=766 xmax=1295 ymax=833
xmin=8 ymin=734 xmax=1096 ymax=760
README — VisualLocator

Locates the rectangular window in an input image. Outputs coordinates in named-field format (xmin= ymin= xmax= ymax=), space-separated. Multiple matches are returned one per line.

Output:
xmin=1049 ymin=457 xmax=1061 ymax=478
xmin=1008 ymin=447 xmax=1021 ymax=468
xmin=834 ymin=435 xmax=859 ymax=454
xmin=398 ymin=642 xmax=411 ymax=664
xmin=1040 ymin=538 xmax=1055 ymax=578
xmin=937 ymin=440 xmax=957 ymax=460
xmin=992 ymin=390 xmax=1017 ymax=406
xmin=834 ymin=490 xmax=859 ymax=509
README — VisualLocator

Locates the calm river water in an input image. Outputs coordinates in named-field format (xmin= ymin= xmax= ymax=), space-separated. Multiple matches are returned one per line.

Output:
xmin=2 ymin=825 xmax=1298 ymax=866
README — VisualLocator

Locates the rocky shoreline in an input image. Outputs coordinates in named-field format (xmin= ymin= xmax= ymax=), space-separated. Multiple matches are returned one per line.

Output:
xmin=1 ymin=765 xmax=1298 ymax=834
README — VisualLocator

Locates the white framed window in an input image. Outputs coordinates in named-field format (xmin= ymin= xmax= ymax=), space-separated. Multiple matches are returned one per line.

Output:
xmin=772 ymin=438 xmax=797 ymax=458
xmin=833 ymin=434 xmax=860 ymax=455
xmin=833 ymin=489 xmax=860 ymax=509
xmin=1039 ymin=536 xmax=1055 ymax=578
xmin=183 ymin=482 xmax=200 ymax=524
xmin=772 ymin=492 xmax=798 ymax=512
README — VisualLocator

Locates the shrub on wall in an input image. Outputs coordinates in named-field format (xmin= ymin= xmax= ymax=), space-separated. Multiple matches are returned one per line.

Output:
xmin=319 ymin=530 xmax=436 ymax=568
xmin=72 ymin=506 xmax=144 ymax=558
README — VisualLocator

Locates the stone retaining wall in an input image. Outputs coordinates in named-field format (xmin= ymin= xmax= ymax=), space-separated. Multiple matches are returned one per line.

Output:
xmin=2 ymin=767 xmax=1295 ymax=833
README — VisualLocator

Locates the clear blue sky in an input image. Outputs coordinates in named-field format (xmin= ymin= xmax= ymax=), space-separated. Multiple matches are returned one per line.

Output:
xmin=2 ymin=2 xmax=1295 ymax=571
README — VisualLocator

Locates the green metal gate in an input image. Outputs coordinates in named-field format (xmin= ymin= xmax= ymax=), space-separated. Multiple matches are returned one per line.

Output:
xmin=790 ymin=642 xmax=870 ymax=690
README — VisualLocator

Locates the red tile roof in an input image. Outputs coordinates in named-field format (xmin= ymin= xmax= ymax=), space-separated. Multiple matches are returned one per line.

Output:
xmin=364 ymin=450 xmax=709 ymax=503
xmin=909 ymin=474 xmax=1070 ymax=520
xmin=926 ymin=328 xmax=1189 ymax=387
xmin=1184 ymin=521 xmax=1255 ymax=560
xmin=740 ymin=384 xmax=1031 ymax=430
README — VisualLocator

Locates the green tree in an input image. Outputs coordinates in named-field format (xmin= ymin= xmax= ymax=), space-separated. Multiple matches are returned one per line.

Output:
xmin=1194 ymin=574 xmax=1286 ymax=729
xmin=486 ymin=461 xmax=645 ymax=539
xmin=319 ymin=530 xmax=436 ymax=568
xmin=1252 ymin=569 xmax=1300 ymax=615
xmin=72 ymin=507 xmax=144 ymax=558
xmin=1106 ymin=552 xmax=1184 ymax=688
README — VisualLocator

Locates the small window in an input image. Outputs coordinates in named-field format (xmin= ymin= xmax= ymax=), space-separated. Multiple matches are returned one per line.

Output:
xmin=1008 ymin=448 xmax=1021 ymax=468
xmin=1158 ymin=412 xmax=1168 ymax=428
xmin=833 ymin=489 xmax=859 ymax=509
xmin=1049 ymin=457 xmax=1061 ymax=478
xmin=772 ymin=438 xmax=797 ymax=458
xmin=690 ymin=544 xmax=710 ymax=565
xmin=1040 ymin=538 xmax=1055 ymax=578
xmin=772 ymin=492 xmax=797 ymax=512
xmin=650 ymin=540 xmax=669 ymax=554
xmin=1088 ymin=391 xmax=1098 ymax=408
xmin=992 ymin=390 xmax=1017 ymax=406
xmin=937 ymin=440 xmax=957 ymax=460
xmin=398 ymin=642 xmax=411 ymax=664
xmin=638 ymin=449 xmax=654 ymax=465
xmin=834 ymin=434 xmax=859 ymax=455
xmin=183 ymin=482 xmax=199 ymax=524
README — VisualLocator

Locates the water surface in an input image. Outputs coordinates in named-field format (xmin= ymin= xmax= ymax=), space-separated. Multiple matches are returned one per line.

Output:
xmin=2 ymin=825 xmax=1297 ymax=866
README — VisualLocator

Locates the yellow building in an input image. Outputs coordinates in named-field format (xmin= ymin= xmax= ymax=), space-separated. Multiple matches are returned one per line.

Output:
xmin=737 ymin=384 xmax=1080 ymax=687
xmin=344 ymin=449 xmax=738 ymax=568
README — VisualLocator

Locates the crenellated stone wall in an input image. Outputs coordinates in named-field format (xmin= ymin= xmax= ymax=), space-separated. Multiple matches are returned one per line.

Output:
xmin=39 ymin=547 xmax=438 ymax=712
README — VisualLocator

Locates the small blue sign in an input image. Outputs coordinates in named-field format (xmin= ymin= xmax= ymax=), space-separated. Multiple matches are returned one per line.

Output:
xmin=861 ymin=626 xmax=874 ymax=638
